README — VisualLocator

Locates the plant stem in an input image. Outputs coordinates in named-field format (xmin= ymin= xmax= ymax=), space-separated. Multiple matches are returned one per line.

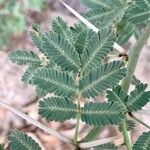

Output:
xmin=120 ymin=22 xmax=150 ymax=150
xmin=73 ymin=96 xmax=81 ymax=144
xmin=129 ymin=113 xmax=150 ymax=130
xmin=121 ymin=21 xmax=150 ymax=92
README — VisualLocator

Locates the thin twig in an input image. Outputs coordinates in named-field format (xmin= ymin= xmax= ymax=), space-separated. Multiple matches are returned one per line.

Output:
xmin=59 ymin=0 xmax=126 ymax=53
xmin=129 ymin=113 xmax=150 ymax=130
xmin=79 ymin=136 xmax=117 ymax=148
xmin=0 ymin=99 xmax=73 ymax=145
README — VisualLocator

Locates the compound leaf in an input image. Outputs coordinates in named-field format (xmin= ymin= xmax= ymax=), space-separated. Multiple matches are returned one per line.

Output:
xmin=126 ymin=83 xmax=150 ymax=112
xmin=32 ymin=68 xmax=77 ymax=97
xmin=39 ymin=97 xmax=77 ymax=122
xmin=9 ymin=130 xmax=41 ymax=150
xmin=9 ymin=50 xmax=41 ymax=66
xmin=133 ymin=131 xmax=150 ymax=150
xmin=81 ymin=102 xmax=125 ymax=126
xmin=80 ymin=61 xmax=126 ymax=98
xmin=41 ymin=32 xmax=80 ymax=72
xmin=81 ymin=28 xmax=116 ymax=73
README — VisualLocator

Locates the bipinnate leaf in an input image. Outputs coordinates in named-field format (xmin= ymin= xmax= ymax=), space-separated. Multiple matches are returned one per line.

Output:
xmin=32 ymin=68 xmax=77 ymax=97
xmin=9 ymin=50 xmax=41 ymax=66
xmin=81 ymin=28 xmax=116 ymax=73
xmin=133 ymin=131 xmax=150 ymax=150
xmin=80 ymin=61 xmax=126 ymax=98
xmin=106 ymin=85 xmax=128 ymax=110
xmin=41 ymin=32 xmax=80 ymax=72
xmin=126 ymin=83 xmax=150 ymax=111
xmin=94 ymin=143 xmax=118 ymax=150
xmin=9 ymin=130 xmax=41 ymax=150
xmin=81 ymin=102 xmax=125 ymax=126
xmin=39 ymin=97 xmax=77 ymax=122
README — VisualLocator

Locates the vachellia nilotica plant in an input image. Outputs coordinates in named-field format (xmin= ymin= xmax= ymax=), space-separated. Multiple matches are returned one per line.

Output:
xmin=0 ymin=0 xmax=150 ymax=149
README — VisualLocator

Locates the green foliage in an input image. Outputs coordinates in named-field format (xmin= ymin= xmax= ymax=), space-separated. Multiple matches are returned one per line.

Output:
xmin=81 ymin=127 xmax=102 ymax=142
xmin=126 ymin=83 xmax=150 ymax=111
xmin=81 ymin=102 xmax=125 ymax=126
xmin=80 ymin=61 xmax=126 ymax=98
xmin=39 ymin=97 xmax=77 ymax=122
xmin=119 ymin=119 xmax=136 ymax=131
xmin=7 ymin=0 xmax=150 ymax=149
xmin=124 ymin=0 xmax=150 ymax=24
xmin=94 ymin=143 xmax=118 ymax=150
xmin=106 ymin=83 xmax=150 ymax=112
xmin=80 ymin=0 xmax=150 ymax=44
xmin=9 ymin=50 xmax=41 ymax=66
xmin=81 ymin=28 xmax=116 ymax=73
xmin=32 ymin=68 xmax=77 ymax=97
xmin=106 ymin=85 xmax=128 ymax=109
xmin=40 ymin=32 xmax=80 ymax=72
xmin=9 ymin=130 xmax=42 ymax=150
xmin=0 ymin=0 xmax=44 ymax=47
xmin=133 ymin=131 xmax=150 ymax=150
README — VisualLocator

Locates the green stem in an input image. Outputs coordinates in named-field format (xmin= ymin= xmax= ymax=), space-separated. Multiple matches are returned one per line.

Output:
xmin=120 ymin=22 xmax=150 ymax=150
xmin=121 ymin=21 xmax=150 ymax=92
xmin=74 ymin=97 xmax=81 ymax=144
xmin=129 ymin=113 xmax=150 ymax=130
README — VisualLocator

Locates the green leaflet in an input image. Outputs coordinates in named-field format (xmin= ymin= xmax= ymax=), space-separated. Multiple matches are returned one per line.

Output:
xmin=81 ymin=0 xmax=128 ymax=29
xmin=106 ymin=85 xmax=128 ymax=110
xmin=80 ymin=61 xmax=126 ymax=98
xmin=81 ymin=127 xmax=102 ymax=142
xmin=107 ymin=83 xmax=150 ymax=112
xmin=32 ymin=68 xmax=77 ymax=97
xmin=126 ymin=83 xmax=150 ymax=112
xmin=124 ymin=0 xmax=150 ymax=24
xmin=22 ymin=66 xmax=39 ymax=84
xmin=81 ymin=28 xmax=116 ymax=73
xmin=74 ymin=28 xmax=94 ymax=54
xmin=119 ymin=119 xmax=136 ymax=132
xmin=133 ymin=131 xmax=150 ymax=150
xmin=81 ymin=102 xmax=125 ymax=126
xmin=9 ymin=50 xmax=41 ymax=66
xmin=80 ymin=0 xmax=126 ymax=10
xmin=117 ymin=21 xmax=135 ymax=45
xmin=39 ymin=97 xmax=77 ymax=122
xmin=52 ymin=17 xmax=74 ymax=47
xmin=9 ymin=130 xmax=42 ymax=150
xmin=94 ymin=143 xmax=118 ymax=150
xmin=40 ymin=32 xmax=80 ymax=72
